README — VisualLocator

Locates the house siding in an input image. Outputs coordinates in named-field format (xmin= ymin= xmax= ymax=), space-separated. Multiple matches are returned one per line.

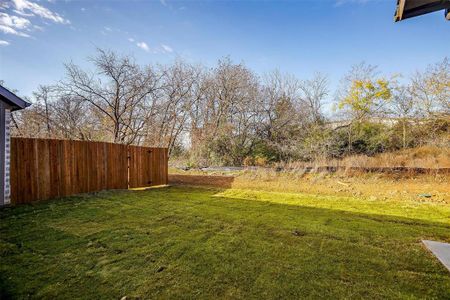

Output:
xmin=4 ymin=108 xmax=10 ymax=204
xmin=0 ymin=101 xmax=11 ymax=206
xmin=0 ymin=101 xmax=5 ymax=205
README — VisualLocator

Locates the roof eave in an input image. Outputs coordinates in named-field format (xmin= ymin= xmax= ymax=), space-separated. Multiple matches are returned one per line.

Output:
xmin=395 ymin=0 xmax=450 ymax=21
xmin=0 ymin=85 xmax=31 ymax=111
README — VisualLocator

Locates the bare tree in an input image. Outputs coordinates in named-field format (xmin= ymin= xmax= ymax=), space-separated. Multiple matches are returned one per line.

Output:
xmin=410 ymin=57 xmax=450 ymax=116
xmin=8 ymin=49 xmax=449 ymax=166
xmin=150 ymin=61 xmax=202 ymax=155
xmin=187 ymin=57 xmax=261 ymax=165
xmin=60 ymin=49 xmax=161 ymax=144
xmin=51 ymin=93 xmax=96 ymax=140
xmin=390 ymin=84 xmax=415 ymax=148
xmin=299 ymin=72 xmax=329 ymax=124
xmin=260 ymin=70 xmax=302 ymax=160
xmin=33 ymin=85 xmax=53 ymax=136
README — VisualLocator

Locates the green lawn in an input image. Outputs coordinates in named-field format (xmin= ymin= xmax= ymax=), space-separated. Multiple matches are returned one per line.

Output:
xmin=1 ymin=186 xmax=450 ymax=299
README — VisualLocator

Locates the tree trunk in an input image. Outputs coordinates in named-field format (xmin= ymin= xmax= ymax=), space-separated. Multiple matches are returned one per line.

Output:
xmin=402 ymin=120 xmax=406 ymax=149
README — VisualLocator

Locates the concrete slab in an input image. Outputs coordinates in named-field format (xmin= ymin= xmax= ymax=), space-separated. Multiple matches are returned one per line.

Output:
xmin=422 ymin=240 xmax=450 ymax=272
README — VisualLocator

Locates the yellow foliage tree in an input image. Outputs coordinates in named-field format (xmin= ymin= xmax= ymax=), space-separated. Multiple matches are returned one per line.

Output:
xmin=338 ymin=78 xmax=392 ymax=153
xmin=338 ymin=78 xmax=392 ymax=122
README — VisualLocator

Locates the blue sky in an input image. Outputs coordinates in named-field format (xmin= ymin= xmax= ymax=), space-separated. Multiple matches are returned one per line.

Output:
xmin=0 ymin=0 xmax=449 ymax=99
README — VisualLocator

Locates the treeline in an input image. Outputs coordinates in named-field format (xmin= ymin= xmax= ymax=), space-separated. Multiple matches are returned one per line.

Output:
xmin=10 ymin=49 xmax=449 ymax=166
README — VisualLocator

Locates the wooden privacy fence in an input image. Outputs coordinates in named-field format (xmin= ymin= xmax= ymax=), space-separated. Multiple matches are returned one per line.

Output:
xmin=10 ymin=138 xmax=168 ymax=205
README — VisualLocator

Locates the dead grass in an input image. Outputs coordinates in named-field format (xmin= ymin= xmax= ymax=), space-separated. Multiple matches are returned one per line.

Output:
xmin=342 ymin=146 xmax=450 ymax=168
xmin=169 ymin=146 xmax=450 ymax=204
xmin=169 ymin=170 xmax=450 ymax=204
xmin=280 ymin=146 xmax=450 ymax=169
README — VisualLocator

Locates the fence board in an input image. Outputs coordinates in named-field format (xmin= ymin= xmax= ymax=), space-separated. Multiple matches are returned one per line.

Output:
xmin=10 ymin=138 xmax=167 ymax=205
xmin=128 ymin=146 xmax=168 ymax=188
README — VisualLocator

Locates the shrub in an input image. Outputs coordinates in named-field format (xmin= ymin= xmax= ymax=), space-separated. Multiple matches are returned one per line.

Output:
xmin=254 ymin=155 xmax=268 ymax=167
xmin=243 ymin=156 xmax=255 ymax=166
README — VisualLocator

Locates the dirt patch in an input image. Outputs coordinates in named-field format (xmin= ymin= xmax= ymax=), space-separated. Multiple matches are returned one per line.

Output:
xmin=169 ymin=174 xmax=235 ymax=188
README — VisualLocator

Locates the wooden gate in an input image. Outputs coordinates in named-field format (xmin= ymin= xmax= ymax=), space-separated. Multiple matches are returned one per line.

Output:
xmin=128 ymin=146 xmax=168 ymax=188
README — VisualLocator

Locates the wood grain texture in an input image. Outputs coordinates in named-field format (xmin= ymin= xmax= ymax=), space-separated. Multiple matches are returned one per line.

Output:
xmin=128 ymin=146 xmax=168 ymax=188
xmin=10 ymin=138 xmax=168 ymax=204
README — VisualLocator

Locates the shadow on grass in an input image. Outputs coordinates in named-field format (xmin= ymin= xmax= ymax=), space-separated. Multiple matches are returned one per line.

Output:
xmin=1 ymin=185 xmax=449 ymax=299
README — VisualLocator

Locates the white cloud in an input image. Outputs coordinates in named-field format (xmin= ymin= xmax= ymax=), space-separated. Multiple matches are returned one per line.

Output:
xmin=0 ymin=13 xmax=31 ymax=36
xmin=100 ymin=26 xmax=112 ymax=35
xmin=160 ymin=0 xmax=167 ymax=6
xmin=161 ymin=44 xmax=173 ymax=53
xmin=0 ymin=40 xmax=10 ymax=46
xmin=0 ymin=2 xmax=9 ymax=10
xmin=81 ymin=7 xmax=86 ymax=12
xmin=0 ymin=0 xmax=69 ymax=41
xmin=133 ymin=41 xmax=174 ymax=54
xmin=334 ymin=0 xmax=373 ymax=6
xmin=0 ymin=13 xmax=30 ymax=29
xmin=0 ymin=24 xmax=30 ymax=37
xmin=137 ymin=41 xmax=150 ymax=52
xmin=12 ymin=0 xmax=69 ymax=24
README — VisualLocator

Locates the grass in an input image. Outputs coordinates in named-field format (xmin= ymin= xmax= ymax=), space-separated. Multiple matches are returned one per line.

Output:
xmin=1 ymin=186 xmax=450 ymax=299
